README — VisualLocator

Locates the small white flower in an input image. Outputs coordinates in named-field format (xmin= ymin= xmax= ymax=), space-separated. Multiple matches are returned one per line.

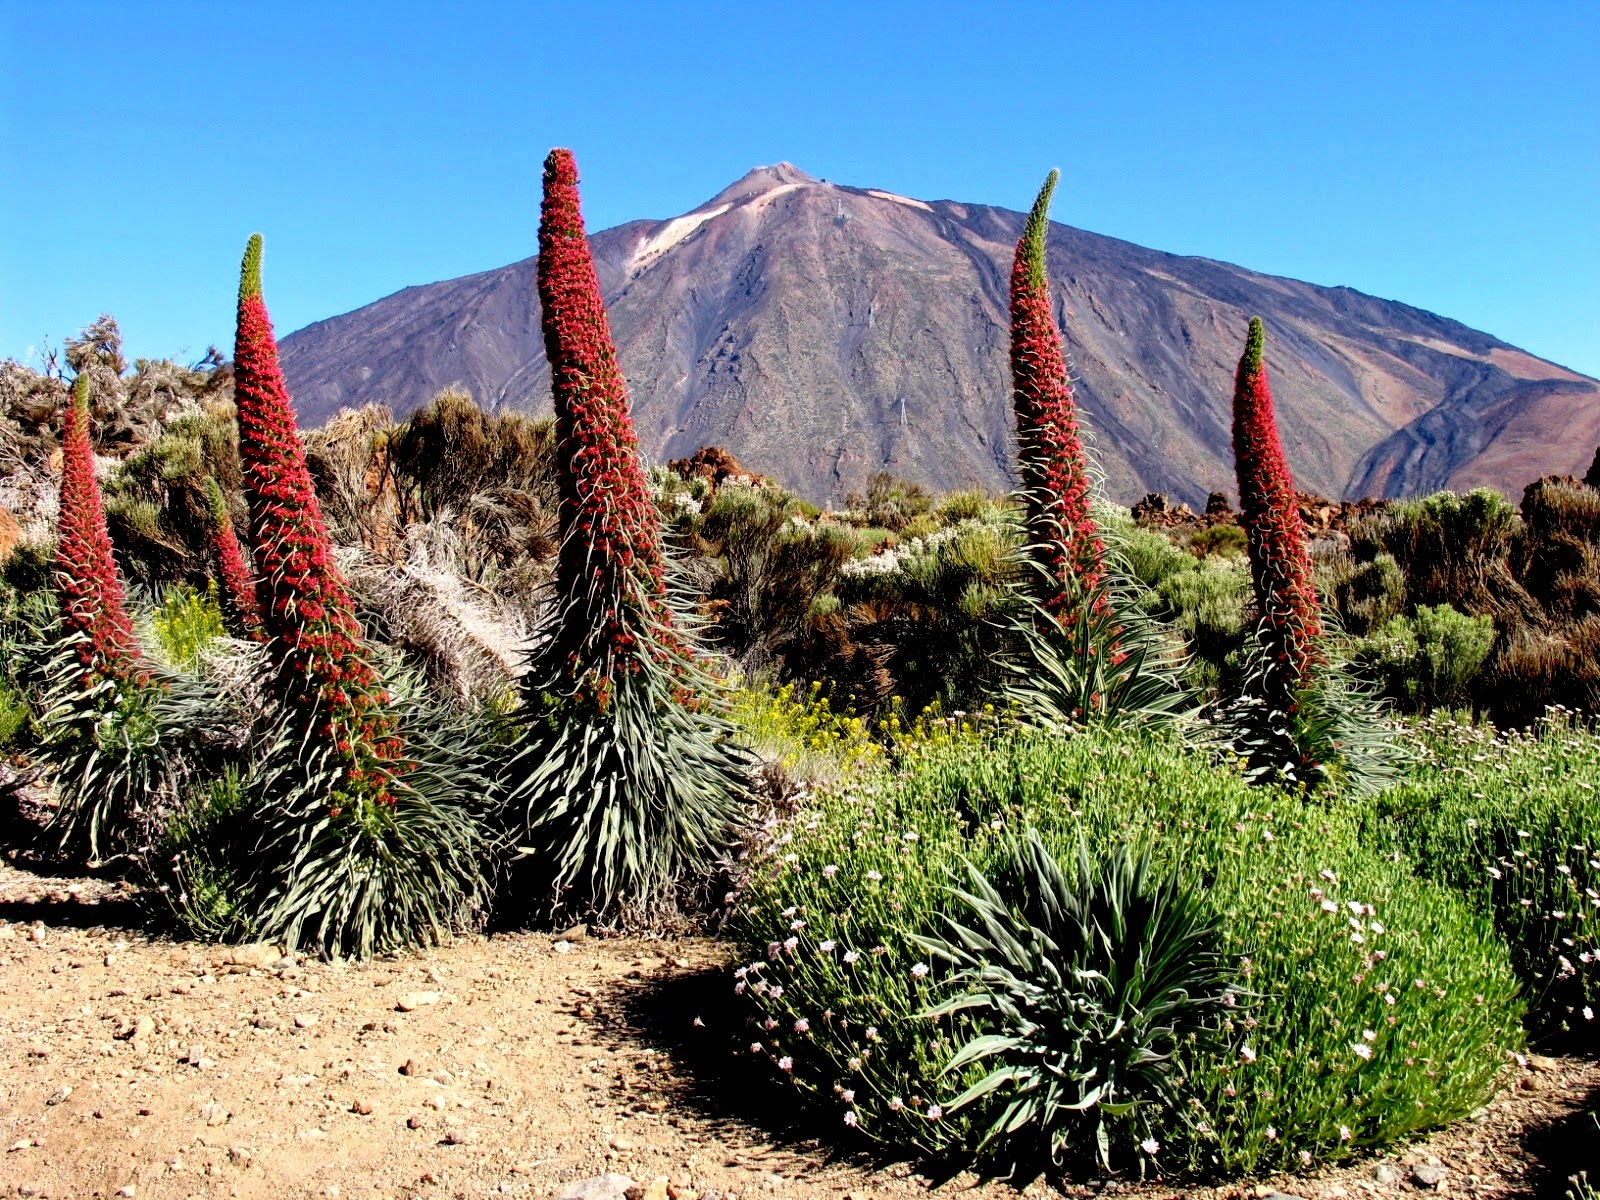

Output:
xmin=888 ymin=1097 xmax=904 ymax=1111
xmin=926 ymin=1105 xmax=943 ymax=1120
xmin=1584 ymin=1006 xmax=1595 ymax=1021
xmin=866 ymin=870 xmax=883 ymax=882
xmin=783 ymin=937 xmax=799 ymax=952
xmin=822 ymin=864 xmax=839 ymax=877
xmin=841 ymin=1089 xmax=855 ymax=1103
xmin=1265 ymin=1126 xmax=1278 ymax=1141
xmin=1352 ymin=1042 xmax=1373 ymax=1060
xmin=778 ymin=1056 xmax=793 ymax=1071
xmin=865 ymin=1026 xmax=880 ymax=1041
xmin=1362 ymin=1029 xmax=1377 ymax=1042
xmin=1298 ymin=1150 xmax=1312 ymax=1166
xmin=794 ymin=1018 xmax=810 ymax=1033
xmin=911 ymin=963 xmax=930 ymax=978
xmin=843 ymin=950 xmax=860 ymax=964
xmin=1240 ymin=1044 xmax=1257 ymax=1063
xmin=819 ymin=940 xmax=836 ymax=953
xmin=750 ymin=1042 xmax=764 ymax=1054
xmin=1140 ymin=1137 xmax=1160 ymax=1155
xmin=843 ymin=1110 xmax=858 ymax=1127
xmin=1339 ymin=1124 xmax=1352 ymax=1141
xmin=692 ymin=1016 xmax=704 ymax=1028
xmin=847 ymin=1057 xmax=861 ymax=1070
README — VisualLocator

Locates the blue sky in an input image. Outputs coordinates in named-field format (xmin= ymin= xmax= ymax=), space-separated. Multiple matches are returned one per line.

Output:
xmin=2 ymin=1 xmax=1596 ymax=377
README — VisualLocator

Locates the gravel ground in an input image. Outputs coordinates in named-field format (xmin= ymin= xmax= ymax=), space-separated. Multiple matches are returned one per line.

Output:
xmin=0 ymin=860 xmax=1595 ymax=1200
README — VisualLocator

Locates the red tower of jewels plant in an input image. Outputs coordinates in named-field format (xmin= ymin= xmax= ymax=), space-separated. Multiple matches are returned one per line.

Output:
xmin=55 ymin=373 xmax=147 ymax=684
xmin=536 ymin=147 xmax=682 ymax=699
xmin=509 ymin=148 xmax=745 ymax=921
xmin=204 ymin=476 xmax=264 ymax=640
xmin=1231 ymin=316 xmax=1324 ymax=707
xmin=1010 ymin=168 xmax=1107 ymax=615
xmin=233 ymin=234 xmax=401 ymax=804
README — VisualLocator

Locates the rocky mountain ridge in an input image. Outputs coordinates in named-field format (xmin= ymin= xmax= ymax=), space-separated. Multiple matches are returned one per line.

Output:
xmin=279 ymin=163 xmax=1600 ymax=506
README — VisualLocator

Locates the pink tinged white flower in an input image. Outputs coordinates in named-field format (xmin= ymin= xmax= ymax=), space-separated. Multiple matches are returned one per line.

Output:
xmin=1265 ymin=1127 xmax=1278 ymax=1141
xmin=1339 ymin=1124 xmax=1353 ymax=1141
xmin=783 ymin=937 xmax=799 ymax=952
xmin=819 ymin=940 xmax=836 ymax=953
xmin=1140 ymin=1137 xmax=1159 ymax=1155
xmin=822 ymin=864 xmax=839 ymax=877
xmin=847 ymin=1057 xmax=861 ymax=1070
xmin=1298 ymin=1151 xmax=1313 ymax=1166
xmin=888 ymin=1097 xmax=904 ymax=1112
xmin=865 ymin=1026 xmax=880 ymax=1041
xmin=843 ymin=951 xmax=860 ymax=964
xmin=841 ymin=1089 xmax=855 ymax=1103
xmin=866 ymin=870 xmax=883 ymax=882
xmin=793 ymin=1018 xmax=810 ymax=1033
xmin=1240 ymin=1044 xmax=1257 ymax=1063
xmin=750 ymin=1042 xmax=763 ymax=1054
xmin=911 ymin=963 xmax=930 ymax=978
xmin=843 ymin=1110 xmax=857 ymax=1127
xmin=926 ymin=1105 xmax=942 ymax=1120
xmin=778 ymin=1056 xmax=793 ymax=1071
xmin=1352 ymin=1042 xmax=1373 ymax=1060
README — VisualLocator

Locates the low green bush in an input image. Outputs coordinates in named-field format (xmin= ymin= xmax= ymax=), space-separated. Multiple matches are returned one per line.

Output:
xmin=729 ymin=726 xmax=1521 ymax=1177
xmin=1377 ymin=713 xmax=1600 ymax=1045
xmin=1356 ymin=605 xmax=1495 ymax=712
xmin=149 ymin=584 xmax=228 ymax=669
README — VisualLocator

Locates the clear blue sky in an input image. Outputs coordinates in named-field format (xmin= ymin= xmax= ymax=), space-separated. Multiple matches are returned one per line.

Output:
xmin=3 ymin=1 xmax=1596 ymax=377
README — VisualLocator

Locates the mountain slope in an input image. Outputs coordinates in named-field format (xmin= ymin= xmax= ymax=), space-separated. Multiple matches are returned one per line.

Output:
xmin=279 ymin=164 xmax=1599 ymax=506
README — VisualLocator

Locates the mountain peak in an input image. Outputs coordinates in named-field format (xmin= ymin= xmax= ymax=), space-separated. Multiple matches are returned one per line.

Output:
xmin=702 ymin=162 xmax=822 ymax=209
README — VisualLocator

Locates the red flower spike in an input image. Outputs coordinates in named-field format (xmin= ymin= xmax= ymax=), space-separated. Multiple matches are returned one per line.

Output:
xmin=204 ymin=476 xmax=264 ymax=640
xmin=233 ymin=234 xmax=402 ymax=806
xmin=536 ymin=149 xmax=690 ymax=688
xmin=1009 ymin=169 xmax=1108 ymax=616
xmin=54 ymin=374 xmax=148 ymax=685
xmin=1231 ymin=317 xmax=1325 ymax=705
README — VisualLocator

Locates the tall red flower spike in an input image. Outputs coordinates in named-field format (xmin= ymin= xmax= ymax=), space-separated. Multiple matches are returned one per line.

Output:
xmin=233 ymin=234 xmax=401 ymax=803
xmin=204 ymin=476 xmax=264 ymax=640
xmin=55 ymin=373 xmax=147 ymax=683
xmin=1231 ymin=317 xmax=1324 ymax=704
xmin=536 ymin=148 xmax=684 ymax=705
xmin=1010 ymin=169 xmax=1107 ymax=615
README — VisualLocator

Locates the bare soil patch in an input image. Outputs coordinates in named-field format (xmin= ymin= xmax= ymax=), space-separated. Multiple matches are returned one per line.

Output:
xmin=0 ymin=860 xmax=1593 ymax=1200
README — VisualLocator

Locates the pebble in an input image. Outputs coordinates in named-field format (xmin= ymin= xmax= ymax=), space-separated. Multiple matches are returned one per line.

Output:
xmin=294 ymin=1013 xmax=319 ymax=1029
xmin=624 ymin=1179 xmax=670 ymax=1200
xmin=45 ymin=1085 xmax=72 ymax=1106
xmin=399 ymin=1058 xmax=425 ymax=1076
xmin=557 ymin=1175 xmax=637 ymax=1200
xmin=1412 ymin=1164 xmax=1448 ymax=1189
xmin=396 ymin=991 xmax=441 ymax=1011
xmin=351 ymin=1099 xmax=374 ymax=1115
xmin=1373 ymin=1164 xmax=1402 ymax=1186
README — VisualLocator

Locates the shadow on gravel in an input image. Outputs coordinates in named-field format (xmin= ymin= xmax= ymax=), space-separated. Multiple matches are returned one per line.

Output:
xmin=613 ymin=963 xmax=839 ymax=1149
xmin=0 ymin=893 xmax=154 ymax=932
xmin=610 ymin=963 xmax=996 ymax=1189
xmin=1523 ymin=1070 xmax=1600 ymax=1198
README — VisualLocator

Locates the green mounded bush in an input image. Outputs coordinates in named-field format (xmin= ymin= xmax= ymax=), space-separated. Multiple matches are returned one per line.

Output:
xmin=1355 ymin=604 xmax=1495 ymax=712
xmin=1377 ymin=713 xmax=1600 ymax=1046
xmin=148 ymin=584 xmax=228 ymax=670
xmin=729 ymin=726 xmax=1522 ymax=1178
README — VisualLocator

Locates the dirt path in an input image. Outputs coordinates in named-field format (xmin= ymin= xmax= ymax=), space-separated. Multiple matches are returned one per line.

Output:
xmin=0 ymin=861 xmax=1594 ymax=1200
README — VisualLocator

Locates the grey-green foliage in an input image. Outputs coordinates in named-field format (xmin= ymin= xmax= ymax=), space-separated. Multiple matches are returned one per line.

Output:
xmin=916 ymin=832 xmax=1229 ymax=1171
xmin=730 ymin=725 xmax=1523 ymax=1176
xmin=1356 ymin=604 xmax=1496 ymax=712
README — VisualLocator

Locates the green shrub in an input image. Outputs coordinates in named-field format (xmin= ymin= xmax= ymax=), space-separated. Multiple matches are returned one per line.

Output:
xmin=729 ymin=680 xmax=883 ymax=783
xmin=729 ymin=726 xmax=1521 ymax=1177
xmin=148 ymin=584 xmax=228 ymax=669
xmin=0 ymin=678 xmax=29 ymax=751
xmin=1188 ymin=523 xmax=1247 ymax=559
xmin=1377 ymin=713 xmax=1600 ymax=1045
xmin=916 ymin=832 xmax=1231 ymax=1172
xmin=1356 ymin=605 xmax=1495 ymax=712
